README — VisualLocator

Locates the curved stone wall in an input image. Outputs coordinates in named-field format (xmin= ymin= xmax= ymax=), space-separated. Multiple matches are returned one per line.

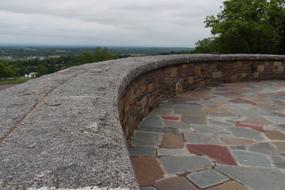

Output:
xmin=0 ymin=55 xmax=285 ymax=190
xmin=118 ymin=55 xmax=285 ymax=144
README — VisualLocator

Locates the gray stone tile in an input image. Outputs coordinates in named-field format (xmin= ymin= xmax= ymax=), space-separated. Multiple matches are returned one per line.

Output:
xmin=163 ymin=120 xmax=189 ymax=129
xmin=129 ymin=147 xmax=156 ymax=157
xmin=159 ymin=156 xmax=212 ymax=174
xmin=140 ymin=187 xmax=156 ymax=190
xmin=230 ymin=145 xmax=247 ymax=151
xmin=183 ymin=131 xmax=222 ymax=144
xmin=139 ymin=116 xmax=164 ymax=128
xmin=272 ymin=156 xmax=285 ymax=169
xmin=216 ymin=166 xmax=285 ymax=190
xmin=229 ymin=127 xmax=265 ymax=141
xmin=249 ymin=142 xmax=279 ymax=155
xmin=138 ymin=127 xmax=180 ymax=134
xmin=186 ymin=169 xmax=229 ymax=188
xmin=174 ymin=103 xmax=204 ymax=116
xmin=189 ymin=124 xmax=229 ymax=135
xmin=158 ymin=148 xmax=186 ymax=156
xmin=232 ymin=150 xmax=272 ymax=168
xmin=132 ymin=131 xmax=162 ymax=147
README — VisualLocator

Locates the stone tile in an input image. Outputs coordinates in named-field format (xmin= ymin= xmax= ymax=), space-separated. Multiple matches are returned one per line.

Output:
xmin=216 ymin=166 xmax=285 ymax=190
xmin=131 ymin=157 xmax=164 ymax=186
xmin=208 ymin=119 xmax=234 ymax=128
xmin=190 ymin=124 xmax=228 ymax=135
xmin=158 ymin=148 xmax=186 ymax=156
xmin=187 ymin=144 xmax=237 ymax=165
xmin=140 ymin=187 xmax=156 ymax=190
xmin=138 ymin=127 xmax=180 ymax=135
xmin=273 ymin=142 xmax=285 ymax=153
xmin=174 ymin=103 xmax=205 ymax=116
xmin=184 ymin=132 xmax=222 ymax=144
xmin=265 ymin=131 xmax=285 ymax=140
xmin=232 ymin=150 xmax=272 ymax=168
xmin=182 ymin=115 xmax=207 ymax=124
xmin=205 ymin=181 xmax=248 ymax=190
xmin=241 ymin=117 xmax=271 ymax=126
xmin=161 ymin=115 xmax=180 ymax=121
xmin=160 ymin=133 xmax=184 ymax=149
xmin=272 ymin=156 xmax=285 ymax=169
xmin=235 ymin=121 xmax=264 ymax=132
xmin=187 ymin=169 xmax=229 ymax=189
xmin=230 ymin=98 xmax=256 ymax=105
xmin=154 ymin=177 xmax=198 ymax=190
xmin=230 ymin=145 xmax=247 ymax=151
xmin=229 ymin=127 xmax=265 ymax=141
xmin=222 ymin=136 xmax=255 ymax=146
xmin=159 ymin=156 xmax=212 ymax=174
xmin=163 ymin=120 xmax=189 ymax=129
xmin=132 ymin=131 xmax=162 ymax=147
xmin=129 ymin=147 xmax=156 ymax=157
xmin=139 ymin=116 xmax=164 ymax=128
xmin=249 ymin=142 xmax=279 ymax=155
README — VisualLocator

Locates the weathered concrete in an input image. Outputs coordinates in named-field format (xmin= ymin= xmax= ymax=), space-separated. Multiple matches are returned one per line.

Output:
xmin=1 ymin=54 xmax=285 ymax=190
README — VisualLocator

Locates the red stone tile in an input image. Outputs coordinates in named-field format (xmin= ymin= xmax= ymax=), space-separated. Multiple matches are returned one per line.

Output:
xmin=186 ymin=144 xmax=237 ymax=165
xmin=235 ymin=121 xmax=264 ymax=132
xmin=161 ymin=115 xmax=180 ymax=121
xmin=131 ymin=157 xmax=164 ymax=186
xmin=160 ymin=133 xmax=184 ymax=149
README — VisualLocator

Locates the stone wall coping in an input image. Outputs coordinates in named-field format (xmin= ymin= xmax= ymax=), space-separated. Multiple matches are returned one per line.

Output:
xmin=0 ymin=54 xmax=285 ymax=190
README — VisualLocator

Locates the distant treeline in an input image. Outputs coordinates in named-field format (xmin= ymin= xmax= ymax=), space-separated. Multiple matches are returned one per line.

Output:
xmin=194 ymin=0 xmax=285 ymax=54
xmin=0 ymin=47 xmax=114 ymax=78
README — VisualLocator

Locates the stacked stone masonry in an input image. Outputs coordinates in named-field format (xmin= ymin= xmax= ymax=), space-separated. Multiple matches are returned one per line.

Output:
xmin=119 ymin=60 xmax=285 ymax=144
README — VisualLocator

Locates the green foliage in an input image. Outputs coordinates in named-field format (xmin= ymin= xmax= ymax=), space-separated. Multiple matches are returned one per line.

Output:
xmin=194 ymin=0 xmax=285 ymax=54
xmin=0 ymin=60 xmax=16 ymax=78
xmin=0 ymin=47 xmax=116 ymax=79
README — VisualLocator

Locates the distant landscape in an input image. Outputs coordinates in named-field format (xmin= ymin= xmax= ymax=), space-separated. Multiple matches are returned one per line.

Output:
xmin=0 ymin=46 xmax=193 ymax=88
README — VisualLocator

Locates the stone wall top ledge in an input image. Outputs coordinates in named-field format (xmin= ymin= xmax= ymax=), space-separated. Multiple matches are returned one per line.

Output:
xmin=0 ymin=54 xmax=285 ymax=190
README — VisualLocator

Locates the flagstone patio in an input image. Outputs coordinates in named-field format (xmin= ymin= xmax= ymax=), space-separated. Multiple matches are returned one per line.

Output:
xmin=129 ymin=81 xmax=285 ymax=190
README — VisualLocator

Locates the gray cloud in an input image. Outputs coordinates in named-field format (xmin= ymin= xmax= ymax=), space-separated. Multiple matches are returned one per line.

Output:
xmin=0 ymin=0 xmax=223 ymax=47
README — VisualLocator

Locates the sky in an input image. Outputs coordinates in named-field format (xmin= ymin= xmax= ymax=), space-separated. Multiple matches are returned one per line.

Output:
xmin=0 ymin=0 xmax=223 ymax=47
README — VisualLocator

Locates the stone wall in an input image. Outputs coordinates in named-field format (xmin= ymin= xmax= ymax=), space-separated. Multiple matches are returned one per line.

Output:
xmin=119 ymin=60 xmax=285 ymax=145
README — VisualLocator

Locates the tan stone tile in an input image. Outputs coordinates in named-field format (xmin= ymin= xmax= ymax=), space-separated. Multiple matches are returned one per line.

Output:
xmin=206 ymin=181 xmax=248 ymax=190
xmin=273 ymin=142 xmax=285 ymax=153
xmin=223 ymin=137 xmax=255 ymax=146
xmin=131 ymin=157 xmax=164 ymax=186
xmin=160 ymin=133 xmax=184 ymax=149
xmin=265 ymin=131 xmax=285 ymax=141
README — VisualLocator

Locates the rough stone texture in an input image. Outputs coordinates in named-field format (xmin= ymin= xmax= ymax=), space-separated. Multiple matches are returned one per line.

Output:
xmin=1 ymin=55 xmax=285 ymax=189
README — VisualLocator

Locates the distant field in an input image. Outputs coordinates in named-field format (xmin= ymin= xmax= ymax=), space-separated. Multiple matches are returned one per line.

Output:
xmin=0 ymin=77 xmax=29 ymax=85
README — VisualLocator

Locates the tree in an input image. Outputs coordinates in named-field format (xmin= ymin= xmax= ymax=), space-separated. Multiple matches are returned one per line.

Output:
xmin=194 ymin=0 xmax=285 ymax=54
xmin=0 ymin=60 xmax=16 ymax=78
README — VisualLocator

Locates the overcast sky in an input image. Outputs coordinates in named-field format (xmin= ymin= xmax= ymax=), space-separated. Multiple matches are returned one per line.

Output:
xmin=0 ymin=0 xmax=223 ymax=47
